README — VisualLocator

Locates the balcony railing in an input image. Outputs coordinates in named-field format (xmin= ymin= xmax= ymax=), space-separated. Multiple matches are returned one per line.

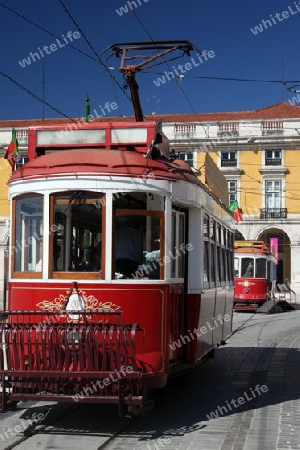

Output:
xmin=265 ymin=158 xmax=282 ymax=166
xmin=174 ymin=124 xmax=196 ymax=139
xmin=221 ymin=159 xmax=237 ymax=167
xmin=260 ymin=208 xmax=287 ymax=219
xmin=16 ymin=129 xmax=28 ymax=144
xmin=261 ymin=121 xmax=284 ymax=135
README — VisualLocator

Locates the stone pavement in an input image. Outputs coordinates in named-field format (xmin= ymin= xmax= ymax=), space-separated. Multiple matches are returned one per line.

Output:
xmin=109 ymin=310 xmax=300 ymax=450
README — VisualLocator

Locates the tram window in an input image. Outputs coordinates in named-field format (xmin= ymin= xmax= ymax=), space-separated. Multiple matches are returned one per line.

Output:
xmin=223 ymin=228 xmax=226 ymax=247
xmin=210 ymin=243 xmax=216 ymax=287
xmin=178 ymin=213 xmax=186 ymax=278
xmin=223 ymin=248 xmax=228 ymax=279
xmin=170 ymin=210 xmax=186 ymax=279
xmin=210 ymin=220 xmax=215 ymax=241
xmin=50 ymin=191 xmax=104 ymax=277
xmin=221 ymin=227 xmax=225 ymax=246
xmin=256 ymin=258 xmax=266 ymax=278
xmin=241 ymin=258 xmax=254 ymax=277
xmin=234 ymin=257 xmax=239 ymax=277
xmin=216 ymin=224 xmax=222 ymax=284
xmin=216 ymin=224 xmax=221 ymax=244
xmin=217 ymin=244 xmax=223 ymax=283
xmin=113 ymin=211 xmax=163 ymax=280
xmin=171 ymin=213 xmax=176 ymax=277
xmin=268 ymin=260 xmax=276 ymax=282
xmin=203 ymin=215 xmax=209 ymax=239
xmin=227 ymin=249 xmax=233 ymax=283
xmin=203 ymin=241 xmax=210 ymax=288
xmin=13 ymin=195 xmax=43 ymax=275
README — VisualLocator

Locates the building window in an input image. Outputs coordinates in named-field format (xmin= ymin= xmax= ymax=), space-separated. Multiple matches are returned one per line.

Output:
xmin=265 ymin=180 xmax=282 ymax=209
xmin=265 ymin=150 xmax=282 ymax=166
xmin=221 ymin=151 xmax=237 ymax=167
xmin=178 ymin=152 xmax=194 ymax=167
xmin=16 ymin=156 xmax=29 ymax=169
xmin=228 ymin=180 xmax=237 ymax=205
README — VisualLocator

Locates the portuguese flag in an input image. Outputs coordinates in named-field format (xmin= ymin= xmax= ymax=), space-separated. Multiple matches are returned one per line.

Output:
xmin=4 ymin=128 xmax=19 ymax=169
xmin=229 ymin=200 xmax=243 ymax=223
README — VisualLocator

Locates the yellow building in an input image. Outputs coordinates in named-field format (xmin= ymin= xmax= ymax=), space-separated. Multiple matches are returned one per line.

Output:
xmin=163 ymin=102 xmax=300 ymax=295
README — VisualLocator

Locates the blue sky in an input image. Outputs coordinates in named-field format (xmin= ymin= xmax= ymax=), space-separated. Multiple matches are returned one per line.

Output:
xmin=1 ymin=0 xmax=300 ymax=120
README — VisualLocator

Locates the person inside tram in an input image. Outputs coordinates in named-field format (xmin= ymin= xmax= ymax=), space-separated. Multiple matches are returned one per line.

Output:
xmin=83 ymin=246 xmax=99 ymax=271
xmin=244 ymin=261 xmax=254 ymax=277
xmin=115 ymin=219 xmax=144 ymax=278
xmin=69 ymin=255 xmax=82 ymax=271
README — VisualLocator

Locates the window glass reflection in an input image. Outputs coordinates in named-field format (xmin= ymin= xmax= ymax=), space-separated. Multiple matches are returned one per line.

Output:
xmin=14 ymin=196 xmax=43 ymax=272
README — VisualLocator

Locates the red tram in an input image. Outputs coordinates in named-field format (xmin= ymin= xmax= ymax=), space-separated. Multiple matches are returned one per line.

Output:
xmin=234 ymin=241 xmax=277 ymax=311
xmin=0 ymin=41 xmax=235 ymax=415
xmin=0 ymin=120 xmax=234 ymax=414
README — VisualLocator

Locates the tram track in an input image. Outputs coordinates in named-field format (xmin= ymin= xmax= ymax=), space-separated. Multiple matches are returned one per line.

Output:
xmin=1 ymin=403 xmax=81 ymax=450
xmin=0 ymin=401 xmax=140 ymax=450
xmin=95 ymin=417 xmax=139 ymax=450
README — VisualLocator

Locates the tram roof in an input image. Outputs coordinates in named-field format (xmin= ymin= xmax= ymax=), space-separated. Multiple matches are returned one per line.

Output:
xmin=234 ymin=241 xmax=274 ymax=256
xmin=8 ymin=148 xmax=202 ymax=185
xmin=8 ymin=149 xmax=233 ymax=212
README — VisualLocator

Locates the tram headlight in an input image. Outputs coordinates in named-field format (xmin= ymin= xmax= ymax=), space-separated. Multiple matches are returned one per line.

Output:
xmin=244 ymin=288 xmax=250 ymax=294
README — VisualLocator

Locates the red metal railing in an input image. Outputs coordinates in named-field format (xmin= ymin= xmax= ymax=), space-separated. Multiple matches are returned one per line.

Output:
xmin=0 ymin=310 xmax=146 ymax=414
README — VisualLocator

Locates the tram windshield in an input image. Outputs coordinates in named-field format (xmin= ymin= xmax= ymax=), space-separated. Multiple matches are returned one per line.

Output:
xmin=240 ymin=257 xmax=267 ymax=278
xmin=241 ymin=258 xmax=254 ymax=277
xmin=51 ymin=191 xmax=103 ymax=274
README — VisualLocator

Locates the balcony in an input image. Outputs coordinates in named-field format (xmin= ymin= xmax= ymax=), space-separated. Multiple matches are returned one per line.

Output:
xmin=261 ymin=121 xmax=284 ymax=137
xmin=260 ymin=208 xmax=287 ymax=219
xmin=174 ymin=124 xmax=196 ymax=140
xmin=221 ymin=159 xmax=237 ymax=167
xmin=217 ymin=122 xmax=239 ymax=138
xmin=16 ymin=129 xmax=28 ymax=144
xmin=265 ymin=158 xmax=282 ymax=166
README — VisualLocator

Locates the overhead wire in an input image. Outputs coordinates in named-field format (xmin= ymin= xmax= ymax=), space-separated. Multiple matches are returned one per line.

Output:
xmin=126 ymin=9 xmax=300 ymax=214
xmin=0 ymin=1 xmax=132 ymax=119
xmin=0 ymin=2 xmax=99 ymax=64
xmin=128 ymin=9 xmax=210 ymax=137
xmin=142 ymin=71 xmax=300 ymax=85
xmin=56 ymin=0 xmax=132 ymax=105
xmin=0 ymin=70 xmax=77 ymax=121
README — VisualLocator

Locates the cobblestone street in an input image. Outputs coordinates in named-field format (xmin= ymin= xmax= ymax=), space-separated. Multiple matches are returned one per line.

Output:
xmin=1 ymin=311 xmax=300 ymax=450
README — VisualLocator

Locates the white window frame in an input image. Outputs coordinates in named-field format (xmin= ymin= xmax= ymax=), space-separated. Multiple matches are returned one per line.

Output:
xmin=220 ymin=150 xmax=237 ymax=167
xmin=262 ymin=175 xmax=285 ymax=209
xmin=264 ymin=149 xmax=283 ymax=166
xmin=226 ymin=176 xmax=240 ymax=206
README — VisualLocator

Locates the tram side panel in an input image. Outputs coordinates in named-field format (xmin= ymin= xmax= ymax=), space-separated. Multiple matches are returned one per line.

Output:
xmin=6 ymin=281 xmax=170 ymax=390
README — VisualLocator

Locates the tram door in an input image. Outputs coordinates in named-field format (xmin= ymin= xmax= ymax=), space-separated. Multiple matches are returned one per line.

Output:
xmin=169 ymin=208 xmax=188 ymax=361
